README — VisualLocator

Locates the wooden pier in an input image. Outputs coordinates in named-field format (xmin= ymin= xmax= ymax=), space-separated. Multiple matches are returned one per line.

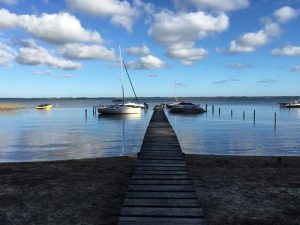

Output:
xmin=118 ymin=108 xmax=206 ymax=225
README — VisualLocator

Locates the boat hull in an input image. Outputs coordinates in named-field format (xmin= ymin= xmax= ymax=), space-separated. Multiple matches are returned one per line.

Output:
xmin=98 ymin=106 xmax=141 ymax=114
xmin=35 ymin=104 xmax=52 ymax=110
xmin=170 ymin=106 xmax=206 ymax=114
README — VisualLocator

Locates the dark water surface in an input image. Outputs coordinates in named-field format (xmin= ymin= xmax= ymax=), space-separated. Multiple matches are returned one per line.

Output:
xmin=0 ymin=97 xmax=299 ymax=162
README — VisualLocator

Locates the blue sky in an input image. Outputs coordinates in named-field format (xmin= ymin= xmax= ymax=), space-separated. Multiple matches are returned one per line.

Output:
xmin=0 ymin=0 xmax=300 ymax=98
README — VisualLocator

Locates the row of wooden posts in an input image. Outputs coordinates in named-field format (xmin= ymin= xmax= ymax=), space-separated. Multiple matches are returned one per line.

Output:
xmin=205 ymin=104 xmax=277 ymax=129
xmin=85 ymin=104 xmax=278 ymax=129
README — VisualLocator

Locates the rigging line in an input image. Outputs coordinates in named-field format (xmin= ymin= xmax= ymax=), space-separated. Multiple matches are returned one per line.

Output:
xmin=122 ymin=59 xmax=140 ymax=104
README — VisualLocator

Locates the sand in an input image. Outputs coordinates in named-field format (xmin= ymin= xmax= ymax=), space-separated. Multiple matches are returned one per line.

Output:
xmin=0 ymin=155 xmax=299 ymax=225
xmin=0 ymin=157 xmax=136 ymax=225
xmin=186 ymin=155 xmax=300 ymax=225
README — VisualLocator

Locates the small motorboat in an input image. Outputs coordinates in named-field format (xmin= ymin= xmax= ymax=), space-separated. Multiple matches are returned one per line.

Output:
xmin=166 ymin=101 xmax=182 ymax=109
xmin=169 ymin=102 xmax=206 ymax=114
xmin=280 ymin=100 xmax=300 ymax=108
xmin=35 ymin=104 xmax=52 ymax=110
xmin=98 ymin=104 xmax=141 ymax=114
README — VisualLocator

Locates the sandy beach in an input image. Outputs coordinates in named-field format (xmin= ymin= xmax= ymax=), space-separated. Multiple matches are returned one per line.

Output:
xmin=0 ymin=155 xmax=299 ymax=225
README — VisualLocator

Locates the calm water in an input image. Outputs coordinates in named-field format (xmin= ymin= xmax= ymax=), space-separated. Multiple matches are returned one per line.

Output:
xmin=0 ymin=97 xmax=299 ymax=162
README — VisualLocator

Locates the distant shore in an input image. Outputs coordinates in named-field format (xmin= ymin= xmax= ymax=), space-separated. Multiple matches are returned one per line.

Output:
xmin=0 ymin=155 xmax=299 ymax=225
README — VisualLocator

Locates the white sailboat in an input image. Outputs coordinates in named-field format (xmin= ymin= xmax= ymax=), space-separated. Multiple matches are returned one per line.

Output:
xmin=98 ymin=46 xmax=141 ymax=115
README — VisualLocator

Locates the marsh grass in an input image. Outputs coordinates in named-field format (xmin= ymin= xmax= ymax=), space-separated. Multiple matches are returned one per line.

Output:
xmin=0 ymin=103 xmax=26 ymax=111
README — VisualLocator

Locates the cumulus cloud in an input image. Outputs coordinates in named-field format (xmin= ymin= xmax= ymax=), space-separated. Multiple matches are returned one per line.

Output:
xmin=229 ymin=21 xmax=281 ymax=53
xmin=291 ymin=65 xmax=300 ymax=72
xmin=166 ymin=42 xmax=208 ymax=65
xmin=274 ymin=6 xmax=300 ymax=23
xmin=66 ymin=0 xmax=139 ymax=32
xmin=149 ymin=11 xmax=229 ymax=44
xmin=0 ymin=0 xmax=17 ymax=5
xmin=0 ymin=9 xmax=102 ymax=44
xmin=148 ymin=10 xmax=228 ymax=64
xmin=176 ymin=0 xmax=249 ymax=12
xmin=127 ymin=54 xmax=166 ymax=70
xmin=272 ymin=45 xmax=300 ymax=56
xmin=15 ymin=40 xmax=81 ymax=70
xmin=0 ymin=41 xmax=16 ymax=65
xmin=227 ymin=6 xmax=299 ymax=54
xmin=126 ymin=45 xmax=150 ymax=56
xmin=61 ymin=43 xmax=115 ymax=60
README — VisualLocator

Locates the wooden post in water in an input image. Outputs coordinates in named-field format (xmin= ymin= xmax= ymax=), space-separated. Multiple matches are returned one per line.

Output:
xmin=212 ymin=105 xmax=214 ymax=114
xmin=243 ymin=111 xmax=245 ymax=120
xmin=253 ymin=110 xmax=256 ymax=125
xmin=85 ymin=109 xmax=87 ymax=119
xmin=218 ymin=107 xmax=221 ymax=116
xmin=274 ymin=112 xmax=277 ymax=129
xmin=205 ymin=104 xmax=207 ymax=112
xmin=231 ymin=110 xmax=233 ymax=118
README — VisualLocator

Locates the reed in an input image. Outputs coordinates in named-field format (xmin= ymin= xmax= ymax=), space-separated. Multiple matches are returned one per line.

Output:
xmin=0 ymin=103 xmax=26 ymax=111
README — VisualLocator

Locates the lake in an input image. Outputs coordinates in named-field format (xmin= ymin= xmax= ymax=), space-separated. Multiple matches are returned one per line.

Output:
xmin=0 ymin=97 xmax=299 ymax=162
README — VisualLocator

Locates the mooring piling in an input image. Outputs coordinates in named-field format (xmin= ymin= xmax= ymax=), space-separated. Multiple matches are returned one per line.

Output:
xmin=274 ymin=112 xmax=277 ymax=129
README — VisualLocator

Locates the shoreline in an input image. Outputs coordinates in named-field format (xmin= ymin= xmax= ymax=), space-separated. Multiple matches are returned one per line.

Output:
xmin=1 ymin=155 xmax=299 ymax=225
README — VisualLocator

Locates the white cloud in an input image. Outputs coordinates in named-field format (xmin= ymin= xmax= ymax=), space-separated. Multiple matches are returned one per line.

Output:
xmin=0 ymin=9 xmax=102 ymax=44
xmin=166 ymin=42 xmax=208 ymax=65
xmin=126 ymin=45 xmax=150 ymax=56
xmin=178 ymin=0 xmax=249 ymax=12
xmin=148 ymin=10 xmax=228 ymax=64
xmin=291 ymin=65 xmax=300 ymax=72
xmin=228 ymin=21 xmax=281 ymax=53
xmin=149 ymin=11 xmax=229 ymax=44
xmin=274 ymin=6 xmax=300 ymax=24
xmin=61 ymin=43 xmax=115 ymax=60
xmin=66 ymin=0 xmax=138 ymax=32
xmin=272 ymin=45 xmax=300 ymax=56
xmin=127 ymin=54 xmax=166 ymax=70
xmin=15 ymin=40 xmax=81 ymax=70
xmin=0 ymin=0 xmax=17 ymax=5
xmin=0 ymin=41 xmax=16 ymax=65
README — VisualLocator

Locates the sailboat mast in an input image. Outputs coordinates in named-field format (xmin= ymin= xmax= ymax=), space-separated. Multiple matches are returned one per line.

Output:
xmin=174 ymin=75 xmax=177 ymax=101
xmin=119 ymin=45 xmax=125 ymax=105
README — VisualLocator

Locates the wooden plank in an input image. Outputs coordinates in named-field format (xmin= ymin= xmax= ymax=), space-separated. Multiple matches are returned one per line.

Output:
xmin=137 ymin=160 xmax=186 ymax=164
xmin=132 ymin=174 xmax=190 ymax=180
xmin=118 ymin=217 xmax=206 ymax=225
xmin=123 ymin=198 xmax=201 ymax=207
xmin=133 ymin=171 xmax=188 ymax=175
xmin=135 ymin=163 xmax=186 ymax=167
xmin=128 ymin=185 xmax=195 ymax=192
xmin=135 ymin=166 xmax=187 ymax=171
xmin=120 ymin=206 xmax=203 ymax=217
xmin=131 ymin=179 xmax=193 ymax=185
xmin=138 ymin=156 xmax=184 ymax=161
xmin=126 ymin=191 xmax=198 ymax=199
